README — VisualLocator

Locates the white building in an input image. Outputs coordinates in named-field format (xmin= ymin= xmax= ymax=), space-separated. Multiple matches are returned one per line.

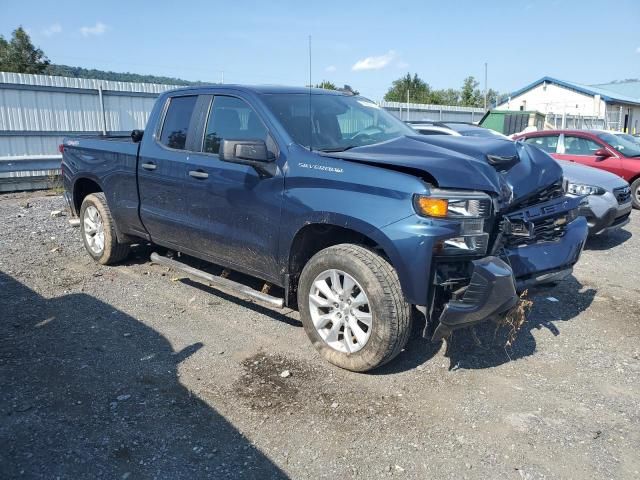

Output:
xmin=496 ymin=77 xmax=640 ymax=133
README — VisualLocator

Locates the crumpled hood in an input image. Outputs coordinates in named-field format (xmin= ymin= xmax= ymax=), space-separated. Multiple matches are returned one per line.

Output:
xmin=320 ymin=135 xmax=563 ymax=205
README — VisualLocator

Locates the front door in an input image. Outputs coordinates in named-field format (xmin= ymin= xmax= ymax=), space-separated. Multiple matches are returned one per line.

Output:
xmin=555 ymin=134 xmax=621 ymax=175
xmin=184 ymin=95 xmax=284 ymax=281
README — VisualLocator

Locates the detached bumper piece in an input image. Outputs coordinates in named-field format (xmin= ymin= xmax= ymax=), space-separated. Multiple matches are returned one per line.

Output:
xmin=432 ymin=256 xmax=518 ymax=342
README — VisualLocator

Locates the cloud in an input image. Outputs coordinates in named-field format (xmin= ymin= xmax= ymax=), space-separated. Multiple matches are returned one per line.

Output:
xmin=325 ymin=65 xmax=337 ymax=73
xmin=80 ymin=22 xmax=107 ymax=37
xmin=352 ymin=50 xmax=396 ymax=71
xmin=42 ymin=24 xmax=62 ymax=36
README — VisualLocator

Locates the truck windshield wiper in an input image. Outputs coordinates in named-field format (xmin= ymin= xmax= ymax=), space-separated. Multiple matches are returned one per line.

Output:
xmin=317 ymin=145 xmax=359 ymax=153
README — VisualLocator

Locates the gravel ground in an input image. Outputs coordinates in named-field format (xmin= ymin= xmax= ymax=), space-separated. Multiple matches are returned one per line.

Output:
xmin=1 ymin=192 xmax=639 ymax=479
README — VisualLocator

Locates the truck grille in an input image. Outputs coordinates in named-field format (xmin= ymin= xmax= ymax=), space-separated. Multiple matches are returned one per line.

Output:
xmin=504 ymin=215 xmax=568 ymax=247
xmin=613 ymin=186 xmax=631 ymax=204
xmin=515 ymin=180 xmax=565 ymax=209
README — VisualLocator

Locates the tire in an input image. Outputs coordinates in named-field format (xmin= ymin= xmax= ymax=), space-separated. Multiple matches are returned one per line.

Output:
xmin=297 ymin=244 xmax=412 ymax=372
xmin=631 ymin=178 xmax=640 ymax=210
xmin=79 ymin=193 xmax=129 ymax=265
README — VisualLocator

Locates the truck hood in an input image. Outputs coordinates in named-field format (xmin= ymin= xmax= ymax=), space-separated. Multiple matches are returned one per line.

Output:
xmin=319 ymin=135 xmax=563 ymax=205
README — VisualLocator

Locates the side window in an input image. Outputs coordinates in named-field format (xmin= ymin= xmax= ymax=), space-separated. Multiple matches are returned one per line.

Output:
xmin=563 ymin=136 xmax=601 ymax=155
xmin=203 ymin=96 xmax=268 ymax=154
xmin=524 ymin=135 xmax=559 ymax=153
xmin=159 ymin=95 xmax=198 ymax=150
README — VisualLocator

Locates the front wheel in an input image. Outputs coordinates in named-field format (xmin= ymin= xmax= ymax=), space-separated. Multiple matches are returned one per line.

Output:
xmin=298 ymin=244 xmax=412 ymax=372
xmin=631 ymin=178 xmax=640 ymax=209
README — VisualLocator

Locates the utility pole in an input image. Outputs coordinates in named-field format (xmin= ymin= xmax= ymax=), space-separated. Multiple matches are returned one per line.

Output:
xmin=220 ymin=71 xmax=224 ymax=84
xmin=484 ymin=62 xmax=488 ymax=110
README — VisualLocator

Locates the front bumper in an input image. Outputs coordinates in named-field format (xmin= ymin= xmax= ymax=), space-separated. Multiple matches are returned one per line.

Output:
xmin=432 ymin=256 xmax=518 ymax=341
xmin=575 ymin=192 xmax=632 ymax=236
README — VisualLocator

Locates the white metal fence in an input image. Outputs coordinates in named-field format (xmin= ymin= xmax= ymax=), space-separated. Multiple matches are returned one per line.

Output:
xmin=379 ymin=101 xmax=486 ymax=123
xmin=0 ymin=72 xmax=181 ymax=162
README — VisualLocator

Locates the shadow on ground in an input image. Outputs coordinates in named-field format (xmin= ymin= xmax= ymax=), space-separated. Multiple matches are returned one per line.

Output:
xmin=375 ymin=275 xmax=596 ymax=374
xmin=0 ymin=271 xmax=288 ymax=479
xmin=584 ymin=228 xmax=632 ymax=251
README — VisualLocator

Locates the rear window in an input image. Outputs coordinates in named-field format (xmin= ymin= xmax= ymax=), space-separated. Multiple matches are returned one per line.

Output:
xmin=159 ymin=95 xmax=197 ymax=150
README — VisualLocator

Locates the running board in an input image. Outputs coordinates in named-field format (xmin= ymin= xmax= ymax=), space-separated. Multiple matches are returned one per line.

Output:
xmin=150 ymin=252 xmax=284 ymax=308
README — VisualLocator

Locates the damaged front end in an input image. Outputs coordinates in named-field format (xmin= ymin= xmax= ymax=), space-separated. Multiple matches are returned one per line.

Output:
xmin=421 ymin=149 xmax=588 ymax=342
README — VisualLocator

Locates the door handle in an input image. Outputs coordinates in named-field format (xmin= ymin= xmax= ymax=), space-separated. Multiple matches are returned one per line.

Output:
xmin=189 ymin=170 xmax=209 ymax=179
xmin=141 ymin=162 xmax=157 ymax=171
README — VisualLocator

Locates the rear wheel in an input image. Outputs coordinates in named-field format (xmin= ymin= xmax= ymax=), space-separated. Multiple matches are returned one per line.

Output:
xmin=80 ymin=193 xmax=129 ymax=265
xmin=298 ymin=244 xmax=411 ymax=372
xmin=631 ymin=178 xmax=640 ymax=209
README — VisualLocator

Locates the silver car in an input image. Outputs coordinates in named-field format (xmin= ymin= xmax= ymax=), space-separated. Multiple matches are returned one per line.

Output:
xmin=561 ymin=161 xmax=632 ymax=236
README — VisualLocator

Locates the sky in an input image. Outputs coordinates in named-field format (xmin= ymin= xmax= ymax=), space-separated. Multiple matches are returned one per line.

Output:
xmin=2 ymin=0 xmax=639 ymax=100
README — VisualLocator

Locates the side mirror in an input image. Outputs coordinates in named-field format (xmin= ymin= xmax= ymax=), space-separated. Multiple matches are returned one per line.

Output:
xmin=219 ymin=139 xmax=276 ymax=177
xmin=131 ymin=129 xmax=144 ymax=143
xmin=594 ymin=148 xmax=611 ymax=160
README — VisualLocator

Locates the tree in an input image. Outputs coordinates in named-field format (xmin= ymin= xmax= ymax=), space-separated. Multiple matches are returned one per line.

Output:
xmin=0 ymin=27 xmax=50 ymax=74
xmin=315 ymin=80 xmax=337 ymax=90
xmin=384 ymin=73 xmax=431 ymax=103
xmin=431 ymin=88 xmax=460 ymax=106
xmin=460 ymin=76 xmax=482 ymax=107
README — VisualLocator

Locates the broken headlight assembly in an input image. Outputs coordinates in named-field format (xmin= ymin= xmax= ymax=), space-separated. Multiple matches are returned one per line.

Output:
xmin=413 ymin=190 xmax=492 ymax=255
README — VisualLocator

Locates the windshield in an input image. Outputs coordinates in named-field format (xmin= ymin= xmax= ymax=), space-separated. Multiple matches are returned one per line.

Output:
xmin=261 ymin=93 xmax=415 ymax=151
xmin=596 ymin=132 xmax=640 ymax=157
xmin=615 ymin=133 xmax=640 ymax=146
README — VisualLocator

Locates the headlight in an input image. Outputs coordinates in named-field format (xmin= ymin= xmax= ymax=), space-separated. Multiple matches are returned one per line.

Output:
xmin=566 ymin=183 xmax=605 ymax=196
xmin=414 ymin=190 xmax=492 ymax=256
xmin=413 ymin=191 xmax=492 ymax=219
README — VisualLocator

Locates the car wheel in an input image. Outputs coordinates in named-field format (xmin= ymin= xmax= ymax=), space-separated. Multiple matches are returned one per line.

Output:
xmin=80 ymin=193 xmax=129 ymax=265
xmin=297 ymin=244 xmax=412 ymax=372
xmin=631 ymin=178 xmax=640 ymax=209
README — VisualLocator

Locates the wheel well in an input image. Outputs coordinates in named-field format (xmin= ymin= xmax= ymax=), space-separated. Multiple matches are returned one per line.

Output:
xmin=73 ymin=178 xmax=102 ymax=213
xmin=629 ymin=174 xmax=640 ymax=186
xmin=286 ymin=224 xmax=384 ymax=306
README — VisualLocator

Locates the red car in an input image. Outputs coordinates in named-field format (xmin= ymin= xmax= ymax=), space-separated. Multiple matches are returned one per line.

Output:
xmin=514 ymin=129 xmax=640 ymax=208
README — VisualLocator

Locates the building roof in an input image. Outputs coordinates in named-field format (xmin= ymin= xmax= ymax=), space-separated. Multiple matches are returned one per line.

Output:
xmin=590 ymin=80 xmax=640 ymax=100
xmin=504 ymin=76 xmax=640 ymax=106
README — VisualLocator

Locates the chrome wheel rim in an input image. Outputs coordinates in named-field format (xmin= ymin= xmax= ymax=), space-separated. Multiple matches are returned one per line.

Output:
xmin=83 ymin=205 xmax=105 ymax=255
xmin=635 ymin=185 xmax=640 ymax=204
xmin=308 ymin=269 xmax=372 ymax=353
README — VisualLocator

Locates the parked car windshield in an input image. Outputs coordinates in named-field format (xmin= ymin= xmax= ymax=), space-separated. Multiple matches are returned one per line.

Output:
xmin=261 ymin=93 xmax=415 ymax=151
xmin=596 ymin=132 xmax=640 ymax=157
xmin=614 ymin=132 xmax=640 ymax=146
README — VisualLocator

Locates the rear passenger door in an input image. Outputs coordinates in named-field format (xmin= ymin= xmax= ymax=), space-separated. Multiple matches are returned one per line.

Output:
xmin=138 ymin=94 xmax=199 ymax=248
xmin=184 ymin=95 xmax=285 ymax=281
xmin=523 ymin=134 xmax=560 ymax=157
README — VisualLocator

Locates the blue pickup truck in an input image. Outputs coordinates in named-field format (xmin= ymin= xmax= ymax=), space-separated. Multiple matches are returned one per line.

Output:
xmin=62 ymin=85 xmax=588 ymax=371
